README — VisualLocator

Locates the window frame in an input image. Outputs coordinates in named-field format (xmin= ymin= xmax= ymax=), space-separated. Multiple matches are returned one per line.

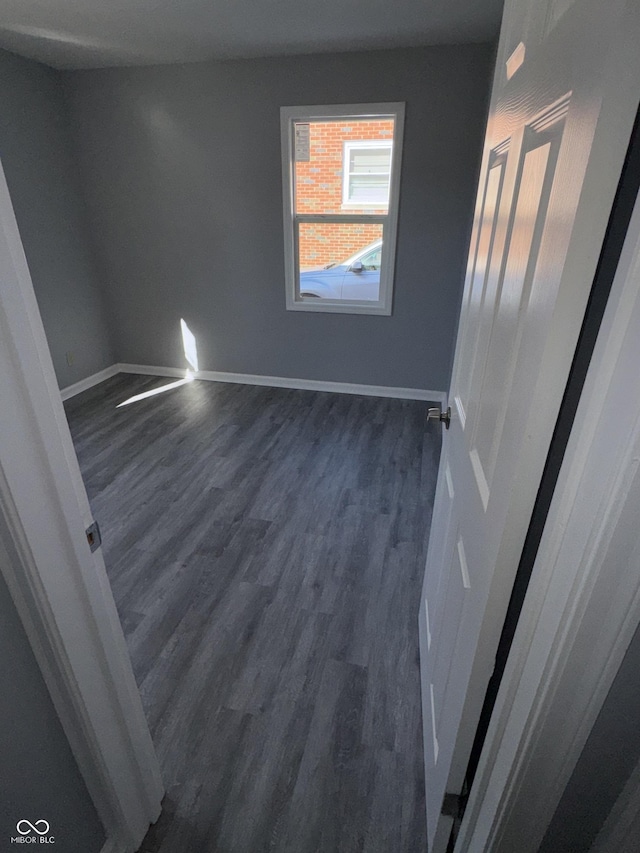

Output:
xmin=342 ymin=140 xmax=393 ymax=208
xmin=280 ymin=102 xmax=405 ymax=316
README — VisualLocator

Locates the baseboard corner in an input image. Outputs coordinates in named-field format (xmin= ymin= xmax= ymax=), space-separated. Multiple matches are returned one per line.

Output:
xmin=60 ymin=364 xmax=120 ymax=401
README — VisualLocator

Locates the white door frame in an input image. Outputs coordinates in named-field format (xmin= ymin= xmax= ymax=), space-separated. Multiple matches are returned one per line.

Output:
xmin=0 ymin=160 xmax=163 ymax=852
xmin=457 ymin=162 xmax=640 ymax=849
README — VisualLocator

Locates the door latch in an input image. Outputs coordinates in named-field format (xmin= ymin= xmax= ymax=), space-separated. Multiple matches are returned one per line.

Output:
xmin=427 ymin=405 xmax=451 ymax=429
xmin=85 ymin=521 xmax=102 ymax=553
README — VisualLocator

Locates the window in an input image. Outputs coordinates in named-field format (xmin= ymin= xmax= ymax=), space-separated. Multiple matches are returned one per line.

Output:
xmin=280 ymin=102 xmax=405 ymax=315
xmin=343 ymin=141 xmax=393 ymax=207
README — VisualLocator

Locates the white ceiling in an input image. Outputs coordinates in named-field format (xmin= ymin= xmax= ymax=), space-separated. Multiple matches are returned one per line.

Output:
xmin=0 ymin=0 xmax=503 ymax=70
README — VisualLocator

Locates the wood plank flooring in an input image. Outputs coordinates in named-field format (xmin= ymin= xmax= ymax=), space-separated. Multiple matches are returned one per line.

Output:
xmin=64 ymin=374 xmax=440 ymax=853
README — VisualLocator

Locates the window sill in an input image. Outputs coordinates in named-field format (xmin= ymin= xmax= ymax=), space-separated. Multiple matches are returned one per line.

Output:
xmin=286 ymin=297 xmax=392 ymax=316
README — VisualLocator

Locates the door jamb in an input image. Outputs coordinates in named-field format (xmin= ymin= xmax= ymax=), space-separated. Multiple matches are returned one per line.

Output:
xmin=0 ymin=159 xmax=163 ymax=851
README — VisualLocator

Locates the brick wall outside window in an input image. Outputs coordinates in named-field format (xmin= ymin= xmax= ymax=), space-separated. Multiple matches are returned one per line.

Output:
xmin=295 ymin=119 xmax=393 ymax=269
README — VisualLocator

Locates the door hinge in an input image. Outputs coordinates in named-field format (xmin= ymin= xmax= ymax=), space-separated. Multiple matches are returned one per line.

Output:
xmin=85 ymin=521 xmax=102 ymax=553
xmin=443 ymin=789 xmax=468 ymax=853
xmin=441 ymin=792 xmax=465 ymax=820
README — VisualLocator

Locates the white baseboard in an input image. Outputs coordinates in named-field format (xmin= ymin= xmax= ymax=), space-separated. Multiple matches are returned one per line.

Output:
xmin=117 ymin=362 xmax=446 ymax=404
xmin=60 ymin=364 xmax=120 ymax=401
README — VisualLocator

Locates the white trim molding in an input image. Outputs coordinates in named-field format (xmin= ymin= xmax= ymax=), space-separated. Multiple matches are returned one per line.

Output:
xmin=456 ymin=162 xmax=640 ymax=851
xmin=60 ymin=364 xmax=120 ymax=401
xmin=0 ymin=160 xmax=163 ymax=852
xmin=116 ymin=362 xmax=446 ymax=404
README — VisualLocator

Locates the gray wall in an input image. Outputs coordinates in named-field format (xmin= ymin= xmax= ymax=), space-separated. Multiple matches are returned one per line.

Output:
xmin=0 ymin=49 xmax=114 ymax=389
xmin=0 ymin=540 xmax=105 ymax=851
xmin=539 ymin=620 xmax=640 ymax=853
xmin=63 ymin=45 xmax=493 ymax=391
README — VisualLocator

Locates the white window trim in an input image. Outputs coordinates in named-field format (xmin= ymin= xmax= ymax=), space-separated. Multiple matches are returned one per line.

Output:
xmin=280 ymin=102 xmax=405 ymax=316
xmin=341 ymin=140 xmax=393 ymax=208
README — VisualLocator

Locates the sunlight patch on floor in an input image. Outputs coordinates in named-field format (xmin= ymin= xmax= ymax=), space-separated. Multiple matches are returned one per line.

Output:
xmin=116 ymin=371 xmax=194 ymax=408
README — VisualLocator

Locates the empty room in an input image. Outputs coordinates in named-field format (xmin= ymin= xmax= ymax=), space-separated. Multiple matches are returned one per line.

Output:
xmin=1 ymin=0 xmax=640 ymax=852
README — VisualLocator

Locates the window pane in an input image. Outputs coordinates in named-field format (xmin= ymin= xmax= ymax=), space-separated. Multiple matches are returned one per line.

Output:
xmin=349 ymin=148 xmax=392 ymax=174
xmin=348 ymin=174 xmax=390 ymax=204
xmin=294 ymin=117 xmax=395 ymax=215
xmin=298 ymin=222 xmax=383 ymax=301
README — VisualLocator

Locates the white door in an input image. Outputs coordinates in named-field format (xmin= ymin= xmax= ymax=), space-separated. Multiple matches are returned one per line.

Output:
xmin=419 ymin=0 xmax=640 ymax=849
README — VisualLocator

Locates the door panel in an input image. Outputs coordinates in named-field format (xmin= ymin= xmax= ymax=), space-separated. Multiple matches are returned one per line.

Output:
xmin=419 ymin=0 xmax=640 ymax=849
xmin=455 ymin=154 xmax=507 ymax=414
xmin=472 ymin=123 xmax=563 ymax=494
xmin=423 ymin=462 xmax=456 ymax=640
xmin=433 ymin=536 xmax=470 ymax=731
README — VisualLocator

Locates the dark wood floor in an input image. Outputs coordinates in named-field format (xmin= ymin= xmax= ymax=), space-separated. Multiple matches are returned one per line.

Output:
xmin=64 ymin=373 xmax=440 ymax=853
